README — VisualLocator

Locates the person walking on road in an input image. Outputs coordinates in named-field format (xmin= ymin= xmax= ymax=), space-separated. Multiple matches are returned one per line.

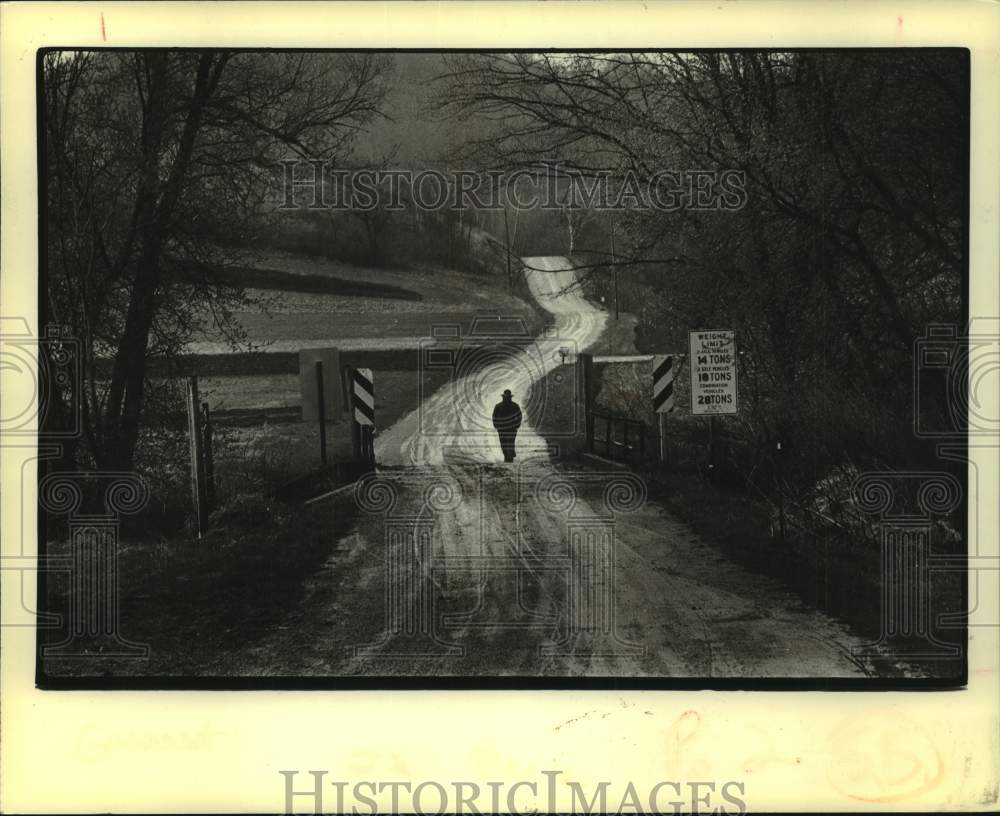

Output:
xmin=492 ymin=389 xmax=522 ymax=463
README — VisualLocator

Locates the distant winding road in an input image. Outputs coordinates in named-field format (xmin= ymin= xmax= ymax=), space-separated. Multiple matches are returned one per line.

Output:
xmin=375 ymin=256 xmax=606 ymax=466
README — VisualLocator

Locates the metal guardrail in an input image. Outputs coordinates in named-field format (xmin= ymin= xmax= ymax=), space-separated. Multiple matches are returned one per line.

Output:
xmin=587 ymin=409 xmax=646 ymax=463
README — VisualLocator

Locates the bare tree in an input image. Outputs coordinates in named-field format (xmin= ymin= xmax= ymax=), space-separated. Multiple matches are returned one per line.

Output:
xmin=342 ymin=144 xmax=401 ymax=266
xmin=434 ymin=50 xmax=967 ymax=508
xmin=436 ymin=52 xmax=964 ymax=350
xmin=44 ymin=51 xmax=391 ymax=469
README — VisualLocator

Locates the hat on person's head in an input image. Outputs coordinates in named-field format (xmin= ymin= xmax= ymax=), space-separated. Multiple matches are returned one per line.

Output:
xmin=502 ymin=389 xmax=513 ymax=397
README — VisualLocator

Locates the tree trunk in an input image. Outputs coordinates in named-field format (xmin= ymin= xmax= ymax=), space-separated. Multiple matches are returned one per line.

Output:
xmin=104 ymin=53 xmax=223 ymax=469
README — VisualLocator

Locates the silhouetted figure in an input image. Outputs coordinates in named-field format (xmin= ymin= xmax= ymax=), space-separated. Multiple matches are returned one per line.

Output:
xmin=492 ymin=389 xmax=522 ymax=463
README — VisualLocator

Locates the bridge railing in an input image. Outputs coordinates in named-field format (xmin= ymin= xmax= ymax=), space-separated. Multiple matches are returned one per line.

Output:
xmin=586 ymin=408 xmax=646 ymax=464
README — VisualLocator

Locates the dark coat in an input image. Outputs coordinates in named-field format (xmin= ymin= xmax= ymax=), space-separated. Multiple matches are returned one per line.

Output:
xmin=492 ymin=398 xmax=522 ymax=434
xmin=493 ymin=398 xmax=522 ymax=461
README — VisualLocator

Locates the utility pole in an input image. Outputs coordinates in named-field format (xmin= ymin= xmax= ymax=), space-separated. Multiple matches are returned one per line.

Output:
xmin=503 ymin=205 xmax=513 ymax=292
xmin=610 ymin=214 xmax=619 ymax=320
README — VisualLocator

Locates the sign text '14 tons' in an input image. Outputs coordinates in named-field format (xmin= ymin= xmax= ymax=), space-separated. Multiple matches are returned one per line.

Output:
xmin=689 ymin=330 xmax=738 ymax=415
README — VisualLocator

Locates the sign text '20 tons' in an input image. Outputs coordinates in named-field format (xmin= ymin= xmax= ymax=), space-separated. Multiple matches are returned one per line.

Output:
xmin=689 ymin=330 xmax=738 ymax=415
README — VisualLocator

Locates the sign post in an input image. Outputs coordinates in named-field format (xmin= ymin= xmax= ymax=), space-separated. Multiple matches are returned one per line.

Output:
xmin=658 ymin=414 xmax=667 ymax=463
xmin=652 ymin=354 xmax=677 ymax=464
xmin=299 ymin=347 xmax=342 ymax=421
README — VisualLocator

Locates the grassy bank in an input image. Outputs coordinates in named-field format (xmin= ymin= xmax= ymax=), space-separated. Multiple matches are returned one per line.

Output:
xmin=176 ymin=260 xmax=422 ymax=300
xmin=638 ymin=461 xmax=964 ymax=679
xmin=40 ymin=487 xmax=361 ymax=678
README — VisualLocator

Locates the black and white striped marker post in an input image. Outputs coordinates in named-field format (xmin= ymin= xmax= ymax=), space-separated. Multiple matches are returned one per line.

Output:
xmin=653 ymin=355 xmax=676 ymax=413
xmin=653 ymin=355 xmax=676 ymax=463
xmin=352 ymin=367 xmax=375 ymax=426
xmin=352 ymin=367 xmax=375 ymax=464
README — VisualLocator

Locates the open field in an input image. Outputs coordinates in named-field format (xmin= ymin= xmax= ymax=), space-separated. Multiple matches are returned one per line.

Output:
xmin=187 ymin=311 xmax=541 ymax=354
xmin=189 ymin=262 xmax=422 ymax=300
xmin=187 ymin=250 xmax=545 ymax=353
xmin=197 ymin=369 xmax=450 ymax=419
xmin=230 ymin=248 xmax=526 ymax=309
xmin=145 ymin=244 xmax=545 ymax=391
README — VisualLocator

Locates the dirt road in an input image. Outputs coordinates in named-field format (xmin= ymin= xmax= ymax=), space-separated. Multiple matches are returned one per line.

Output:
xmin=254 ymin=257 xmax=870 ymax=678
xmin=375 ymin=256 xmax=606 ymax=466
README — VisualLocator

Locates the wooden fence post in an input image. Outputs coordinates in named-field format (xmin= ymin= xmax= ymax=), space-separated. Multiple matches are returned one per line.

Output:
xmin=315 ymin=361 xmax=328 ymax=466
xmin=578 ymin=353 xmax=594 ymax=451
xmin=776 ymin=441 xmax=787 ymax=547
xmin=186 ymin=376 xmax=207 ymax=539
xmin=201 ymin=401 xmax=215 ymax=510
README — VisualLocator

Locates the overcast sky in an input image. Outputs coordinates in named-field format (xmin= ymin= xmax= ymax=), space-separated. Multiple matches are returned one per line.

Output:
xmin=354 ymin=53 xmax=456 ymax=165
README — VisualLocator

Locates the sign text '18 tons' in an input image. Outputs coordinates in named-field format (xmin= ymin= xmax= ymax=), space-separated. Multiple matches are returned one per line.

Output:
xmin=689 ymin=330 xmax=738 ymax=415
